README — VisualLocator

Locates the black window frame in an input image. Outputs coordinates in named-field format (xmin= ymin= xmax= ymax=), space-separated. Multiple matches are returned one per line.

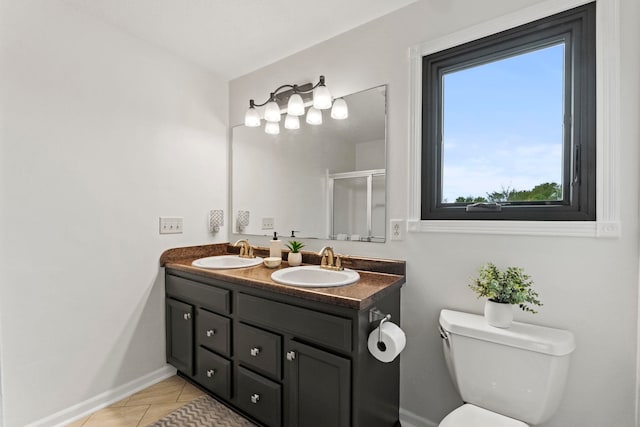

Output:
xmin=421 ymin=3 xmax=596 ymax=221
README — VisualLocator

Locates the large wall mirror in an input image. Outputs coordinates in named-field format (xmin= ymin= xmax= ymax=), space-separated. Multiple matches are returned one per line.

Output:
xmin=231 ymin=85 xmax=387 ymax=243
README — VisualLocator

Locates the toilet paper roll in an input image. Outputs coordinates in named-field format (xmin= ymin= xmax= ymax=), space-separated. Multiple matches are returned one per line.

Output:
xmin=368 ymin=321 xmax=406 ymax=363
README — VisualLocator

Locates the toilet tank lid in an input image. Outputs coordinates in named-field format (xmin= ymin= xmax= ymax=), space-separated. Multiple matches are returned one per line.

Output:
xmin=439 ymin=309 xmax=576 ymax=356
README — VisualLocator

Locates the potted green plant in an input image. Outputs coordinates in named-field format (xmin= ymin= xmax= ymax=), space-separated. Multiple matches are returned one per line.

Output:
xmin=285 ymin=241 xmax=305 ymax=266
xmin=469 ymin=262 xmax=542 ymax=328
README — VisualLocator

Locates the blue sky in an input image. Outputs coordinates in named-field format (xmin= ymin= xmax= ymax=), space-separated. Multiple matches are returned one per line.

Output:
xmin=441 ymin=43 xmax=564 ymax=202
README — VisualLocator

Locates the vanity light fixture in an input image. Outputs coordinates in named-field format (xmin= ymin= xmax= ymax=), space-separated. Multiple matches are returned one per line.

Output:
xmin=330 ymin=98 xmax=349 ymax=120
xmin=265 ymin=121 xmax=280 ymax=135
xmin=306 ymin=107 xmax=322 ymax=125
xmin=244 ymin=75 xmax=348 ymax=134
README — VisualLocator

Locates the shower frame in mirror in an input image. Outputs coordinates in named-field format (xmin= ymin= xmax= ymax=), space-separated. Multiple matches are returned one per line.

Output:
xmin=327 ymin=169 xmax=386 ymax=243
xmin=230 ymin=85 xmax=387 ymax=243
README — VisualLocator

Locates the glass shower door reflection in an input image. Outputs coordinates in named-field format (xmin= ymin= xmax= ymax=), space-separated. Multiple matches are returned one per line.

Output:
xmin=330 ymin=170 xmax=385 ymax=242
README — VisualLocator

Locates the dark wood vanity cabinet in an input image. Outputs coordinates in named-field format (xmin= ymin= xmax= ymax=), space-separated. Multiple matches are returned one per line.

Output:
xmin=165 ymin=269 xmax=401 ymax=427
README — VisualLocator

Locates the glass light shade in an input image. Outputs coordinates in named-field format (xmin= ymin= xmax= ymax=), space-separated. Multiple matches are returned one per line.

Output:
xmin=306 ymin=107 xmax=322 ymax=125
xmin=330 ymin=98 xmax=348 ymax=119
xmin=244 ymin=107 xmax=261 ymax=127
xmin=287 ymin=93 xmax=305 ymax=116
xmin=264 ymin=121 xmax=280 ymax=135
xmin=313 ymin=84 xmax=332 ymax=109
xmin=264 ymin=100 xmax=281 ymax=122
xmin=284 ymin=114 xmax=300 ymax=130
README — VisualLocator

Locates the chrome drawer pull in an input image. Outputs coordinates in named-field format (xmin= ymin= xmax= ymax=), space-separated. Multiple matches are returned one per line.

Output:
xmin=206 ymin=369 xmax=216 ymax=378
xmin=286 ymin=351 xmax=296 ymax=361
xmin=206 ymin=329 xmax=216 ymax=337
xmin=250 ymin=347 xmax=261 ymax=357
xmin=250 ymin=393 xmax=260 ymax=404
xmin=183 ymin=313 xmax=191 ymax=320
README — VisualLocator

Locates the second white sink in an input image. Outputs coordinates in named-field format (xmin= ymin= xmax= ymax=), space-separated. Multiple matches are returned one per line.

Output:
xmin=271 ymin=265 xmax=360 ymax=288
xmin=192 ymin=255 xmax=263 ymax=269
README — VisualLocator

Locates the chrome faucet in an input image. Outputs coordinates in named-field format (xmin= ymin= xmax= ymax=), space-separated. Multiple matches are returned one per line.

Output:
xmin=234 ymin=239 xmax=255 ymax=258
xmin=318 ymin=246 xmax=343 ymax=271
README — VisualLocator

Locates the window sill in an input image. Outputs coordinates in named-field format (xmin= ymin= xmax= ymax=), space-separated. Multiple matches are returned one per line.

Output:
xmin=407 ymin=219 xmax=620 ymax=238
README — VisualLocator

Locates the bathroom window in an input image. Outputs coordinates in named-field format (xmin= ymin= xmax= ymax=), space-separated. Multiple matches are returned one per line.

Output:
xmin=421 ymin=3 xmax=595 ymax=221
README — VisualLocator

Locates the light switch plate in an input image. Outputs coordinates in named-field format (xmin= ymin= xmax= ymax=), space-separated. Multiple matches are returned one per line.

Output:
xmin=262 ymin=217 xmax=274 ymax=230
xmin=390 ymin=219 xmax=405 ymax=241
xmin=159 ymin=217 xmax=183 ymax=234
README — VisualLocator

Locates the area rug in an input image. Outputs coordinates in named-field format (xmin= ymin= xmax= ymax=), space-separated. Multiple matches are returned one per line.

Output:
xmin=148 ymin=395 xmax=257 ymax=427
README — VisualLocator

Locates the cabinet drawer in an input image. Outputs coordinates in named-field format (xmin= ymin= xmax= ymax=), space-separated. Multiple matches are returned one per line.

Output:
xmin=195 ymin=347 xmax=231 ymax=399
xmin=196 ymin=308 xmax=231 ymax=357
xmin=236 ymin=367 xmax=281 ymax=427
xmin=166 ymin=275 xmax=230 ymax=314
xmin=236 ymin=323 xmax=281 ymax=380
xmin=238 ymin=293 xmax=352 ymax=352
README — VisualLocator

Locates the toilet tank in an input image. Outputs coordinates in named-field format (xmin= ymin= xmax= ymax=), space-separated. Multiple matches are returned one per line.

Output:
xmin=439 ymin=309 xmax=575 ymax=425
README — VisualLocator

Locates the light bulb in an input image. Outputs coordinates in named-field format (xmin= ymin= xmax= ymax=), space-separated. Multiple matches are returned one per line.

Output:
xmin=244 ymin=106 xmax=261 ymax=127
xmin=306 ymin=107 xmax=322 ymax=125
xmin=287 ymin=93 xmax=305 ymax=116
xmin=330 ymin=98 xmax=348 ymax=120
xmin=264 ymin=100 xmax=281 ymax=122
xmin=284 ymin=114 xmax=300 ymax=130
xmin=265 ymin=121 xmax=280 ymax=135
xmin=313 ymin=84 xmax=332 ymax=109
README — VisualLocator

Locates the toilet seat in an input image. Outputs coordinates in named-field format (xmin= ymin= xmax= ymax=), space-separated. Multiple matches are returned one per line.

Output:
xmin=439 ymin=404 xmax=529 ymax=427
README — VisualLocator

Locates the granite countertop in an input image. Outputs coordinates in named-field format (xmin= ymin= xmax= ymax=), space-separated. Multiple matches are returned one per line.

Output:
xmin=160 ymin=243 xmax=406 ymax=310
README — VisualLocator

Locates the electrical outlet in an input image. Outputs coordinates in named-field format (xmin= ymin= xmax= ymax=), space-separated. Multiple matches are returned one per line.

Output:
xmin=159 ymin=217 xmax=183 ymax=234
xmin=262 ymin=217 xmax=274 ymax=230
xmin=390 ymin=219 xmax=405 ymax=241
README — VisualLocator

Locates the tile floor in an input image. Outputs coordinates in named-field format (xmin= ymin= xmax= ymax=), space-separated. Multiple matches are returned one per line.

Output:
xmin=65 ymin=375 xmax=205 ymax=427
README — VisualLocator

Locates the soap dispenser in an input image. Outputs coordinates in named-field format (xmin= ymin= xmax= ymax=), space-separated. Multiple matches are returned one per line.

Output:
xmin=270 ymin=232 xmax=282 ymax=258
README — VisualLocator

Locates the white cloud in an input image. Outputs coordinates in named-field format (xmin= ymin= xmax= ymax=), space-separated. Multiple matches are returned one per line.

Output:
xmin=442 ymin=138 xmax=562 ymax=201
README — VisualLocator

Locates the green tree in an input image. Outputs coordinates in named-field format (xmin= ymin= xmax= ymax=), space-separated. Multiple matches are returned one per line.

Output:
xmin=455 ymin=195 xmax=488 ymax=203
xmin=456 ymin=182 xmax=562 ymax=203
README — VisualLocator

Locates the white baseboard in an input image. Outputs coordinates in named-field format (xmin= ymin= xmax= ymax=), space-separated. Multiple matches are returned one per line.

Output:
xmin=27 ymin=365 xmax=177 ymax=427
xmin=400 ymin=406 xmax=439 ymax=427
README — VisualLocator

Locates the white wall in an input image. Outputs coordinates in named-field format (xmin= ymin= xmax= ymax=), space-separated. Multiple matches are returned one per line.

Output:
xmin=0 ymin=2 xmax=228 ymax=426
xmin=230 ymin=0 xmax=640 ymax=426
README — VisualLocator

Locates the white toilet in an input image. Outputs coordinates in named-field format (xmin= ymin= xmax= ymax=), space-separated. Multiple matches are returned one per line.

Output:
xmin=438 ymin=309 xmax=576 ymax=426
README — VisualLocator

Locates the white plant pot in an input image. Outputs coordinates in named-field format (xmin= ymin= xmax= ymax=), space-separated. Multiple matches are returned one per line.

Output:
xmin=287 ymin=252 xmax=302 ymax=267
xmin=484 ymin=300 xmax=514 ymax=328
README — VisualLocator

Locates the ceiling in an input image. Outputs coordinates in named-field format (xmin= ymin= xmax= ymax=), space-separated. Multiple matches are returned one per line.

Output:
xmin=64 ymin=0 xmax=417 ymax=79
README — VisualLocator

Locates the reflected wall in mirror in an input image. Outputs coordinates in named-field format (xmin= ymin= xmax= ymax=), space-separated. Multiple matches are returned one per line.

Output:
xmin=231 ymin=85 xmax=386 ymax=242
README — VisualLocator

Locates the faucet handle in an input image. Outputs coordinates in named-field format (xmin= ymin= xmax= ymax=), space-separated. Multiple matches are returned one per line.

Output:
xmin=335 ymin=255 xmax=342 ymax=270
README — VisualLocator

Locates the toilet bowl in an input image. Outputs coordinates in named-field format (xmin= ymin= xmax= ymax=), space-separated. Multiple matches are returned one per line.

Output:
xmin=439 ymin=404 xmax=527 ymax=427
xmin=438 ymin=309 xmax=575 ymax=426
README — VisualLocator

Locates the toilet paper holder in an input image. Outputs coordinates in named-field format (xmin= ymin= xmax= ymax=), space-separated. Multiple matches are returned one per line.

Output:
xmin=369 ymin=308 xmax=392 ymax=346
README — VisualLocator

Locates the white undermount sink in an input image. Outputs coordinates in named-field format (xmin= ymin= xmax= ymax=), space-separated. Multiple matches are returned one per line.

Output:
xmin=270 ymin=265 xmax=360 ymax=288
xmin=192 ymin=255 xmax=263 ymax=269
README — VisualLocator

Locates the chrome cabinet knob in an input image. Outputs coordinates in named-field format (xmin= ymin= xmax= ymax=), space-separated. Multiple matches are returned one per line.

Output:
xmin=206 ymin=369 xmax=215 ymax=378
xmin=286 ymin=351 xmax=296 ymax=361
xmin=183 ymin=313 xmax=191 ymax=320
xmin=250 ymin=393 xmax=260 ymax=404
xmin=206 ymin=329 xmax=216 ymax=337
xmin=250 ymin=347 xmax=261 ymax=357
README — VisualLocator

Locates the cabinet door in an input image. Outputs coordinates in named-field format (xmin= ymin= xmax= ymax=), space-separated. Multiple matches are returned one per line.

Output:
xmin=286 ymin=340 xmax=351 ymax=427
xmin=166 ymin=298 xmax=194 ymax=375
